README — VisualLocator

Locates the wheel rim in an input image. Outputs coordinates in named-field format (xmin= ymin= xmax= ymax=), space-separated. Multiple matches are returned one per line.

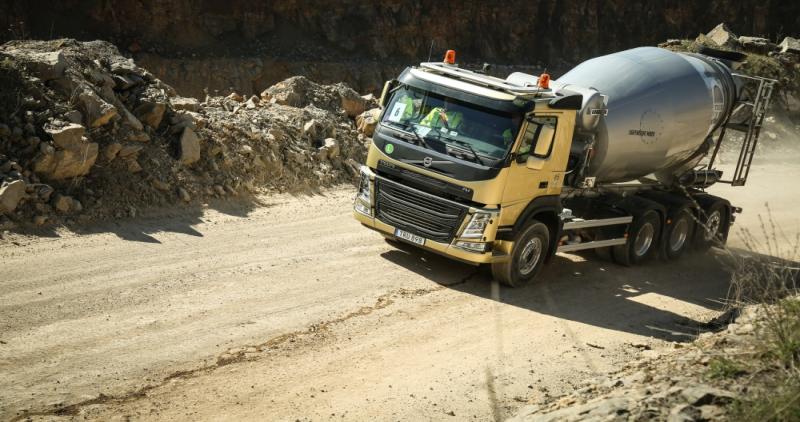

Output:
xmin=669 ymin=217 xmax=689 ymax=252
xmin=704 ymin=211 xmax=721 ymax=241
xmin=518 ymin=237 xmax=543 ymax=276
xmin=633 ymin=222 xmax=655 ymax=257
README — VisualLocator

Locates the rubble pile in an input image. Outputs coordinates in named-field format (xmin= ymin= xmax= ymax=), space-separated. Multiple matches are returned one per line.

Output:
xmin=660 ymin=24 xmax=800 ymax=159
xmin=0 ymin=39 xmax=379 ymax=228
xmin=661 ymin=23 xmax=800 ymax=117
xmin=509 ymin=303 xmax=788 ymax=421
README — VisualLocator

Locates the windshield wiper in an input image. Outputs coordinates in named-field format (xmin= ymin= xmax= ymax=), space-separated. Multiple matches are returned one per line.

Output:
xmin=388 ymin=121 xmax=431 ymax=150
xmin=452 ymin=140 xmax=485 ymax=166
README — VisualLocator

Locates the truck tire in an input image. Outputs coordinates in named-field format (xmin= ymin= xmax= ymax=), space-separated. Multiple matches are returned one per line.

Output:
xmin=593 ymin=226 xmax=615 ymax=262
xmin=664 ymin=207 xmax=695 ymax=260
xmin=694 ymin=201 xmax=728 ymax=251
xmin=612 ymin=210 xmax=661 ymax=266
xmin=491 ymin=220 xmax=550 ymax=287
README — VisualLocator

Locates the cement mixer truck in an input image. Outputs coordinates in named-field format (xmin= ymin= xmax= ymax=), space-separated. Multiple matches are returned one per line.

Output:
xmin=353 ymin=46 xmax=776 ymax=286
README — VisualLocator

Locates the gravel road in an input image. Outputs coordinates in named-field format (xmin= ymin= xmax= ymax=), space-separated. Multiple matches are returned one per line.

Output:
xmin=1 ymin=154 xmax=797 ymax=421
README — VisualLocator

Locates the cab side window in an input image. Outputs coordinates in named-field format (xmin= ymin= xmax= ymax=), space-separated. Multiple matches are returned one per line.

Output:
xmin=517 ymin=116 xmax=557 ymax=162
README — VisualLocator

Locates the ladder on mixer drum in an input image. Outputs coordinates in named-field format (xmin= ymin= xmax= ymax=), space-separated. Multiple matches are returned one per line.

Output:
xmin=708 ymin=74 xmax=777 ymax=186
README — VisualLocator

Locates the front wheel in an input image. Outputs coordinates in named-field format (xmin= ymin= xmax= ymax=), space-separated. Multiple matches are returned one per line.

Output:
xmin=491 ymin=220 xmax=550 ymax=287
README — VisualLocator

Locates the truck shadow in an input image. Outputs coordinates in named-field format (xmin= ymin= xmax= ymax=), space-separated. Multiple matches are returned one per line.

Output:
xmin=380 ymin=245 xmax=784 ymax=342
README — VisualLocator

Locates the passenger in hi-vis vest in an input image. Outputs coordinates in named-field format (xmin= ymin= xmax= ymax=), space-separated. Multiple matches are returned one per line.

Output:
xmin=420 ymin=99 xmax=463 ymax=130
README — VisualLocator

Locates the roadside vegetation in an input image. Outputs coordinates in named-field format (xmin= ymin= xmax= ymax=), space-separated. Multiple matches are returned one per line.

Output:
xmin=723 ymin=213 xmax=800 ymax=421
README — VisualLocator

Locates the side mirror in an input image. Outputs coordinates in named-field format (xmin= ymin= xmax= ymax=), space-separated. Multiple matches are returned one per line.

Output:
xmin=378 ymin=79 xmax=398 ymax=109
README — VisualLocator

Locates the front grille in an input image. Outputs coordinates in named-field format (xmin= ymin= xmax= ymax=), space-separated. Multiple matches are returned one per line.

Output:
xmin=375 ymin=178 xmax=467 ymax=243
xmin=377 ymin=160 xmax=474 ymax=202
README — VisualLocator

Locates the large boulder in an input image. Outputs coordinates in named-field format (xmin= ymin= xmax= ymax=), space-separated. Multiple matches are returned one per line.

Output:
xmin=120 ymin=107 xmax=144 ymax=131
xmin=262 ymin=77 xmax=310 ymax=107
xmin=0 ymin=180 xmax=26 ymax=214
xmin=356 ymin=108 xmax=381 ymax=136
xmin=179 ymin=127 xmax=201 ymax=165
xmin=34 ymin=142 xmax=99 ymax=180
xmin=337 ymin=86 xmax=367 ymax=118
xmin=261 ymin=76 xmax=342 ymax=112
xmin=316 ymin=138 xmax=340 ymax=161
xmin=45 ymin=123 xmax=86 ymax=149
xmin=706 ymin=23 xmax=739 ymax=49
xmin=171 ymin=96 xmax=201 ymax=112
xmin=134 ymin=100 xmax=167 ymax=128
xmin=36 ymin=122 xmax=99 ymax=179
xmin=738 ymin=36 xmax=776 ymax=54
xmin=779 ymin=37 xmax=800 ymax=54
xmin=21 ymin=50 xmax=66 ymax=81
xmin=77 ymin=89 xmax=118 ymax=128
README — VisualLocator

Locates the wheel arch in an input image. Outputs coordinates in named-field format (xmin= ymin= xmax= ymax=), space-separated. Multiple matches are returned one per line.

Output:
xmin=508 ymin=195 xmax=563 ymax=262
xmin=691 ymin=193 xmax=733 ymax=242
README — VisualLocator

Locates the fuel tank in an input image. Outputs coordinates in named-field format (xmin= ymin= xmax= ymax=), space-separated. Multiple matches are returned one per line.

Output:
xmin=551 ymin=47 xmax=739 ymax=184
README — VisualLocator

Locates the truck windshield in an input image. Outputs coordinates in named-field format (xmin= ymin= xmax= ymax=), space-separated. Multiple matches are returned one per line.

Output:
xmin=381 ymin=86 xmax=522 ymax=162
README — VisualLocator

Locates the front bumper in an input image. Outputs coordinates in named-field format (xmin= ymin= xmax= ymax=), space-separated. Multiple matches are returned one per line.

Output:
xmin=353 ymin=166 xmax=510 ymax=265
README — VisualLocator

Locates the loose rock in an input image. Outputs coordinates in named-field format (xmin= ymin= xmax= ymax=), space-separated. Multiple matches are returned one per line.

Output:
xmin=779 ymin=36 xmax=800 ymax=54
xmin=179 ymin=127 xmax=201 ymax=165
xmin=77 ymin=89 xmax=118 ymax=128
xmin=706 ymin=23 xmax=738 ymax=48
xmin=52 ymin=194 xmax=74 ymax=213
xmin=356 ymin=108 xmax=381 ymax=136
xmin=133 ymin=101 xmax=166 ymax=128
xmin=45 ymin=123 xmax=86 ymax=149
xmin=170 ymin=96 xmax=201 ymax=112
xmin=0 ymin=180 xmax=26 ymax=214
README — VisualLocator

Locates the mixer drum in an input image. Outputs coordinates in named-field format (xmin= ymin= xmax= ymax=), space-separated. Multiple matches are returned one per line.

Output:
xmin=555 ymin=47 xmax=738 ymax=184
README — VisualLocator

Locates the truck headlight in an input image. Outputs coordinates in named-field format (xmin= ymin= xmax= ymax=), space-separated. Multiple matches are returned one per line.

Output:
xmin=354 ymin=200 xmax=372 ymax=216
xmin=461 ymin=212 xmax=491 ymax=239
xmin=354 ymin=170 xmax=373 ymax=216
xmin=357 ymin=171 xmax=370 ymax=202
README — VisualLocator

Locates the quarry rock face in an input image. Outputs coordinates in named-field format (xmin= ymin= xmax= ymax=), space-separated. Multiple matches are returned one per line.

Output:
xmin=1 ymin=1 xmax=795 ymax=97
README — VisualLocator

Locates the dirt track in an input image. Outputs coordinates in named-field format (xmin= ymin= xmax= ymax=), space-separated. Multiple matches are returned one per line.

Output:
xmin=1 ymin=154 xmax=798 ymax=421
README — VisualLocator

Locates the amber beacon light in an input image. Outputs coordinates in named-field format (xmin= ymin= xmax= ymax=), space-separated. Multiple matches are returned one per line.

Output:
xmin=538 ymin=72 xmax=550 ymax=89
xmin=443 ymin=50 xmax=456 ymax=65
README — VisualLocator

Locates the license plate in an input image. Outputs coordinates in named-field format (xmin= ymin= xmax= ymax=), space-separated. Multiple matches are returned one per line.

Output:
xmin=394 ymin=228 xmax=425 ymax=246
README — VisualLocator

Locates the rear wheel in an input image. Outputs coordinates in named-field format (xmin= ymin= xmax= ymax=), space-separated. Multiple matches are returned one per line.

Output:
xmin=664 ymin=208 xmax=695 ymax=260
xmin=694 ymin=201 xmax=728 ymax=251
xmin=593 ymin=226 xmax=615 ymax=262
xmin=491 ymin=220 xmax=550 ymax=287
xmin=612 ymin=210 xmax=661 ymax=266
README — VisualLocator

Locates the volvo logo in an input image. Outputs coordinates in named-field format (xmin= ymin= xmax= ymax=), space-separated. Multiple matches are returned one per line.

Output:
xmin=423 ymin=157 xmax=433 ymax=167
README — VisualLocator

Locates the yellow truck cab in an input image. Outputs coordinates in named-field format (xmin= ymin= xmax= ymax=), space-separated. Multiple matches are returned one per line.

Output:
xmin=354 ymin=49 xmax=775 ymax=287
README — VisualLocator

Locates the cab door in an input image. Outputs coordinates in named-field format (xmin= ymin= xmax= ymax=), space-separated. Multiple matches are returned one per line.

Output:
xmin=500 ymin=113 xmax=570 ymax=225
